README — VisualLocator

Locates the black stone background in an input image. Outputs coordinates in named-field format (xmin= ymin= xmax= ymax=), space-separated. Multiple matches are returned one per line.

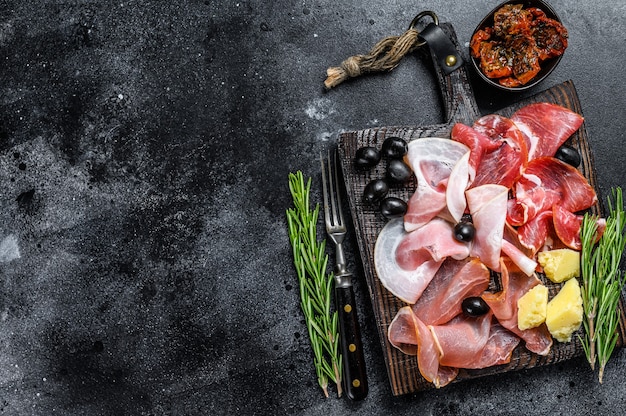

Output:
xmin=1 ymin=1 xmax=625 ymax=415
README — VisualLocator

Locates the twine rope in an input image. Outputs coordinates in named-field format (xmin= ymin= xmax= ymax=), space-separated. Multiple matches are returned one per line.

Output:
xmin=324 ymin=28 xmax=422 ymax=89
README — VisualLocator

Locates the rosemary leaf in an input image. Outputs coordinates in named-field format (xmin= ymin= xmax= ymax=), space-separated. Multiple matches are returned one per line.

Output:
xmin=286 ymin=171 xmax=343 ymax=397
xmin=580 ymin=187 xmax=626 ymax=383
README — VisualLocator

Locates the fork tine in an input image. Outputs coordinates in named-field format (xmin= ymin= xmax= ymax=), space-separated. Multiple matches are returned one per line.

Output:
xmin=327 ymin=150 xmax=338 ymax=226
xmin=320 ymin=151 xmax=331 ymax=227
xmin=331 ymin=150 xmax=344 ymax=227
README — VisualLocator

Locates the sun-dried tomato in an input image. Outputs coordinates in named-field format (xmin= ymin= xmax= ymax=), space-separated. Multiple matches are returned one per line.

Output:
xmin=471 ymin=3 xmax=568 ymax=87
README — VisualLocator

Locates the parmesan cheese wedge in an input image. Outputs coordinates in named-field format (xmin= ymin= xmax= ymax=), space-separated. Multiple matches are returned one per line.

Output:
xmin=517 ymin=284 xmax=548 ymax=330
xmin=538 ymin=248 xmax=581 ymax=283
xmin=546 ymin=278 xmax=583 ymax=343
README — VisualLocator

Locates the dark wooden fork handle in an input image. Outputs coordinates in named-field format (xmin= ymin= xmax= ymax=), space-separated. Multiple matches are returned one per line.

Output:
xmin=335 ymin=283 xmax=368 ymax=401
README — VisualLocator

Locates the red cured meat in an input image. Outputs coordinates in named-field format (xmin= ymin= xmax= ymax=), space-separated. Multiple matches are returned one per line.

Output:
xmin=451 ymin=123 xmax=500 ymax=181
xmin=517 ymin=210 xmax=553 ymax=253
xmin=511 ymin=102 xmax=584 ymax=161
xmin=466 ymin=184 xmax=509 ymax=272
xmin=396 ymin=218 xmax=470 ymax=269
xmin=482 ymin=259 xmax=553 ymax=355
xmin=509 ymin=157 xmax=597 ymax=225
xmin=412 ymin=258 xmax=490 ymax=326
xmin=388 ymin=308 xmax=519 ymax=388
xmin=552 ymin=204 xmax=606 ymax=250
xmin=471 ymin=115 xmax=528 ymax=189
xmin=433 ymin=313 xmax=519 ymax=370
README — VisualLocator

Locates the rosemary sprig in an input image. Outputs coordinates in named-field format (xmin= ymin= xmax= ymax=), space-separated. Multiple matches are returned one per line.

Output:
xmin=286 ymin=171 xmax=342 ymax=397
xmin=580 ymin=187 xmax=626 ymax=383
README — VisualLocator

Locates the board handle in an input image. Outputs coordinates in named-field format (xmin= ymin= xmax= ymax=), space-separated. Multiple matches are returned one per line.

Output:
xmin=420 ymin=22 xmax=481 ymax=126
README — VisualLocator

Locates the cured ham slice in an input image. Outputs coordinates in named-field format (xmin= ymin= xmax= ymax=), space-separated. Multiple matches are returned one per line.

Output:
xmin=451 ymin=123 xmax=500 ymax=181
xmin=446 ymin=151 xmax=471 ymax=223
xmin=396 ymin=218 xmax=470 ymax=269
xmin=375 ymin=219 xmax=444 ymax=304
xmin=433 ymin=312 xmax=519 ymax=370
xmin=387 ymin=307 xmax=458 ymax=387
xmin=552 ymin=204 xmax=606 ymax=250
xmin=517 ymin=210 xmax=553 ymax=253
xmin=501 ymin=239 xmax=538 ymax=276
xmin=482 ymin=259 xmax=553 ymax=355
xmin=471 ymin=114 xmax=528 ymax=189
xmin=466 ymin=184 xmax=509 ymax=271
xmin=511 ymin=102 xmax=584 ymax=161
xmin=412 ymin=258 xmax=490 ymax=326
xmin=404 ymin=138 xmax=470 ymax=232
xmin=388 ymin=308 xmax=519 ymax=388
xmin=509 ymin=157 xmax=597 ymax=225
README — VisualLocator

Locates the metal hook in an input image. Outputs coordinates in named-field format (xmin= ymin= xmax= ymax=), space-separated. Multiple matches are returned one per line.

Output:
xmin=408 ymin=11 xmax=439 ymax=48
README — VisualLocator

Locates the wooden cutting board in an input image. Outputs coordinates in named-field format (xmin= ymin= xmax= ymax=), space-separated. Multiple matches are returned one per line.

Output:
xmin=337 ymin=23 xmax=626 ymax=396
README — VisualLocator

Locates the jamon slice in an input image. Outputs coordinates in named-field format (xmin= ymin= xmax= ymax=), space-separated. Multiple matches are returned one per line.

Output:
xmin=432 ymin=312 xmax=519 ymax=370
xmin=404 ymin=138 xmax=470 ymax=232
xmin=388 ymin=308 xmax=520 ymax=388
xmin=466 ymin=184 xmax=509 ymax=272
xmin=396 ymin=218 xmax=470 ymax=269
xmin=509 ymin=157 xmax=597 ymax=225
xmin=451 ymin=123 xmax=500 ymax=181
xmin=446 ymin=151 xmax=471 ymax=223
xmin=511 ymin=103 xmax=583 ymax=161
xmin=472 ymin=114 xmax=528 ymax=189
xmin=412 ymin=258 xmax=490 ymax=326
xmin=517 ymin=210 xmax=553 ymax=253
xmin=552 ymin=204 xmax=606 ymax=250
xmin=482 ymin=259 xmax=553 ymax=355
xmin=374 ymin=219 xmax=444 ymax=304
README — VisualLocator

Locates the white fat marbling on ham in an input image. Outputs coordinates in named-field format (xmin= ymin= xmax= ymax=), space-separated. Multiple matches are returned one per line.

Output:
xmin=374 ymin=219 xmax=444 ymax=304
xmin=404 ymin=138 xmax=469 ymax=232
xmin=511 ymin=102 xmax=584 ymax=161
xmin=446 ymin=151 xmax=471 ymax=223
xmin=396 ymin=218 xmax=471 ymax=268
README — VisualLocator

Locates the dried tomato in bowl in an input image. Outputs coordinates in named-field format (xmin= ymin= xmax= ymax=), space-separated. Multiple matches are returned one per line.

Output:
xmin=470 ymin=1 xmax=568 ymax=90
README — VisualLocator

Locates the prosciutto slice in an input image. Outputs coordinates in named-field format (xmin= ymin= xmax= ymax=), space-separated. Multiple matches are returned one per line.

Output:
xmin=388 ymin=308 xmax=520 ymax=388
xmin=466 ymin=184 xmax=509 ymax=272
xmin=451 ymin=123 xmax=500 ymax=181
xmin=374 ymin=219 xmax=444 ymax=304
xmin=404 ymin=138 xmax=470 ymax=232
xmin=412 ymin=258 xmax=490 ymax=326
xmin=508 ymin=157 xmax=597 ymax=226
xmin=482 ymin=259 xmax=553 ymax=355
xmin=396 ymin=218 xmax=470 ymax=269
xmin=471 ymin=114 xmax=528 ymax=189
xmin=446 ymin=151 xmax=471 ymax=223
xmin=511 ymin=102 xmax=584 ymax=161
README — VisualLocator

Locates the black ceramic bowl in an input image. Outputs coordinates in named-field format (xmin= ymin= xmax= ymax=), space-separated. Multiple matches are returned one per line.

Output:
xmin=470 ymin=0 xmax=566 ymax=92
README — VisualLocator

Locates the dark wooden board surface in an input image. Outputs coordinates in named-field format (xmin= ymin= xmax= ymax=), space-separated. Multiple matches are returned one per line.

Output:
xmin=337 ymin=69 xmax=626 ymax=395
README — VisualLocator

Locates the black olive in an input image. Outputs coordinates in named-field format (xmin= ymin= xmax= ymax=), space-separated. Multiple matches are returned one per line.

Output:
xmin=386 ymin=159 xmax=412 ymax=183
xmin=381 ymin=137 xmax=408 ymax=159
xmin=380 ymin=197 xmax=407 ymax=219
xmin=462 ymin=297 xmax=490 ymax=316
xmin=354 ymin=146 xmax=381 ymax=170
xmin=555 ymin=144 xmax=581 ymax=168
xmin=363 ymin=179 xmax=389 ymax=204
xmin=454 ymin=221 xmax=475 ymax=242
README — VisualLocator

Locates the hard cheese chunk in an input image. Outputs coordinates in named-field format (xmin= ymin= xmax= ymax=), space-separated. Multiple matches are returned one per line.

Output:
xmin=538 ymin=249 xmax=581 ymax=283
xmin=517 ymin=284 xmax=548 ymax=330
xmin=546 ymin=278 xmax=583 ymax=342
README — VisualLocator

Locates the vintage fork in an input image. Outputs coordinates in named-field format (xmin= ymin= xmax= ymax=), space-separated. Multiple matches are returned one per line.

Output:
xmin=320 ymin=149 xmax=368 ymax=401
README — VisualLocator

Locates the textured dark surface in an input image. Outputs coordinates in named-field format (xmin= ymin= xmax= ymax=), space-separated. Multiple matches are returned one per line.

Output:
xmin=0 ymin=1 xmax=625 ymax=415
